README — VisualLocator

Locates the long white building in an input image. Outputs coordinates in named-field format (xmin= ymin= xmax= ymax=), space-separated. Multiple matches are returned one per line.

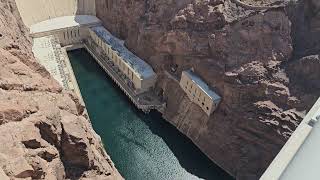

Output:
xmin=88 ymin=26 xmax=157 ymax=94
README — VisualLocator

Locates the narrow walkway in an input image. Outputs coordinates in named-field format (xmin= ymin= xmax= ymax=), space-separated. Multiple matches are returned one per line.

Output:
xmin=164 ymin=70 xmax=179 ymax=83
xmin=32 ymin=35 xmax=86 ymax=104
xmin=32 ymin=35 xmax=74 ymax=90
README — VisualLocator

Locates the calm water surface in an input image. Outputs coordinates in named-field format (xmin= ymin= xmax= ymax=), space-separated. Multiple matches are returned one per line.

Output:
xmin=68 ymin=49 xmax=233 ymax=180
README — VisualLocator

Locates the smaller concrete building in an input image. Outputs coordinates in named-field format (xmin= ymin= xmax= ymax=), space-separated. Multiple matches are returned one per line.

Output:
xmin=180 ymin=70 xmax=221 ymax=116
xmin=88 ymin=26 xmax=157 ymax=94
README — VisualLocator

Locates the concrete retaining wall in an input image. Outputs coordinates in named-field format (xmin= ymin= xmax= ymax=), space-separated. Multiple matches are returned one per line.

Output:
xmin=15 ymin=0 xmax=96 ymax=27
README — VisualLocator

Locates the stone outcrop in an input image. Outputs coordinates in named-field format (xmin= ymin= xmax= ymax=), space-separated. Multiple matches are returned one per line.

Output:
xmin=96 ymin=0 xmax=320 ymax=179
xmin=0 ymin=0 xmax=122 ymax=179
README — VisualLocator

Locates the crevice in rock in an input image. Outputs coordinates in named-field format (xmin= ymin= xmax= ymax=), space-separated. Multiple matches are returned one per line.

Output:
xmin=67 ymin=93 xmax=85 ymax=115
xmin=37 ymin=151 xmax=57 ymax=162
xmin=35 ymin=122 xmax=60 ymax=147
xmin=22 ymin=139 xmax=42 ymax=149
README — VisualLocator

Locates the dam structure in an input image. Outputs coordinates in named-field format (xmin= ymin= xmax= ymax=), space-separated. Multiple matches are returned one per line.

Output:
xmin=12 ymin=0 xmax=232 ymax=179
xmin=14 ymin=0 xmax=222 ymax=115
xmin=16 ymin=0 xmax=165 ymax=113
xmin=261 ymin=97 xmax=320 ymax=180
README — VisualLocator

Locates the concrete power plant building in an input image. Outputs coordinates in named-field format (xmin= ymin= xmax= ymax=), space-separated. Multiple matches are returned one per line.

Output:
xmin=14 ymin=0 xmax=163 ymax=112
xmin=88 ymin=26 xmax=157 ymax=94
xmin=180 ymin=70 xmax=221 ymax=116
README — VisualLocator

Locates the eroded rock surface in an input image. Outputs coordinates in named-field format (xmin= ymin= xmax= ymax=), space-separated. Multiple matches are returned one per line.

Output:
xmin=96 ymin=0 xmax=320 ymax=179
xmin=0 ymin=0 xmax=122 ymax=179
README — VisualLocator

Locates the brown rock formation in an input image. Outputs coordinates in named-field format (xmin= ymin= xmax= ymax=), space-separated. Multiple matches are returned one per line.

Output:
xmin=96 ymin=0 xmax=320 ymax=179
xmin=0 ymin=0 xmax=122 ymax=179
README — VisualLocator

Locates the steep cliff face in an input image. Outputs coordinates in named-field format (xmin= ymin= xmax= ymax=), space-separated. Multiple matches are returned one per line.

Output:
xmin=96 ymin=0 xmax=320 ymax=179
xmin=0 ymin=0 xmax=122 ymax=179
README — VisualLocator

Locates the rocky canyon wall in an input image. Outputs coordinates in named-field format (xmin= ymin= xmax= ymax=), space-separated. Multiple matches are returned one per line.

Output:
xmin=95 ymin=0 xmax=320 ymax=179
xmin=0 ymin=0 xmax=122 ymax=179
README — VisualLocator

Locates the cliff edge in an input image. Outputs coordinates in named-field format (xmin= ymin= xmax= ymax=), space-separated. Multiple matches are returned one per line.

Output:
xmin=0 ymin=0 xmax=122 ymax=179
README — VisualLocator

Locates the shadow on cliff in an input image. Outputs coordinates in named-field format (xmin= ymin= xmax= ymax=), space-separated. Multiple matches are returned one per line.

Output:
xmin=133 ymin=108 xmax=234 ymax=180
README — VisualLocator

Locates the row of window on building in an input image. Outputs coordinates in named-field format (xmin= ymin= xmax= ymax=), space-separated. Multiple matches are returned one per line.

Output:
xmin=63 ymin=28 xmax=80 ymax=40
xmin=88 ymin=27 xmax=157 ymax=94
xmin=54 ymin=27 xmax=85 ymax=46
xmin=184 ymin=82 xmax=211 ymax=110
xmin=180 ymin=70 xmax=221 ymax=116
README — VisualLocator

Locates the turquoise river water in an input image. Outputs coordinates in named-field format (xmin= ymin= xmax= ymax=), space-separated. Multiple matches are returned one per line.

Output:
xmin=68 ymin=49 xmax=233 ymax=180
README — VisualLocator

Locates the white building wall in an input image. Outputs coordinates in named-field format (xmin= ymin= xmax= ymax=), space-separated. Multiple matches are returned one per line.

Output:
xmin=180 ymin=71 xmax=219 ymax=116
xmin=15 ymin=0 xmax=96 ymax=27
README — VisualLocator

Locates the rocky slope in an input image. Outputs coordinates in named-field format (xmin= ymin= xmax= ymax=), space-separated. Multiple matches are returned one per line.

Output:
xmin=0 ymin=0 xmax=122 ymax=179
xmin=96 ymin=0 xmax=320 ymax=179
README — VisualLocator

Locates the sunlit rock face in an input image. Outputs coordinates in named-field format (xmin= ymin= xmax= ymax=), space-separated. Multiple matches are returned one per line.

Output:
xmin=96 ymin=0 xmax=320 ymax=178
xmin=0 ymin=0 xmax=122 ymax=179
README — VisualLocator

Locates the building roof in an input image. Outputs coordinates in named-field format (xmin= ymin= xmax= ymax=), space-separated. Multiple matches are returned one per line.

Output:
xmin=30 ymin=15 xmax=101 ymax=35
xmin=90 ymin=26 xmax=156 ymax=79
xmin=184 ymin=70 xmax=221 ymax=103
xmin=261 ymin=97 xmax=320 ymax=180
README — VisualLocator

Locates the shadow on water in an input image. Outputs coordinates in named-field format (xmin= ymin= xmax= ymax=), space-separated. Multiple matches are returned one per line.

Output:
xmin=68 ymin=49 xmax=233 ymax=180
xmin=134 ymin=109 xmax=233 ymax=180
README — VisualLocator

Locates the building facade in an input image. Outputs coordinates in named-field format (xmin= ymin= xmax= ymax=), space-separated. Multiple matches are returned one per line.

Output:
xmin=88 ymin=26 xmax=157 ymax=94
xmin=180 ymin=70 xmax=221 ymax=116
xmin=29 ymin=15 xmax=102 ymax=46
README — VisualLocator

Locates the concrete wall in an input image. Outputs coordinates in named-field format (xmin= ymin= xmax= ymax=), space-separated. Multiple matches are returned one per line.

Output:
xmin=88 ymin=29 xmax=156 ymax=93
xmin=32 ymin=25 xmax=91 ymax=46
xmin=15 ymin=0 xmax=96 ymax=27
xmin=55 ymin=27 xmax=89 ymax=46
xmin=180 ymin=71 xmax=216 ymax=116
